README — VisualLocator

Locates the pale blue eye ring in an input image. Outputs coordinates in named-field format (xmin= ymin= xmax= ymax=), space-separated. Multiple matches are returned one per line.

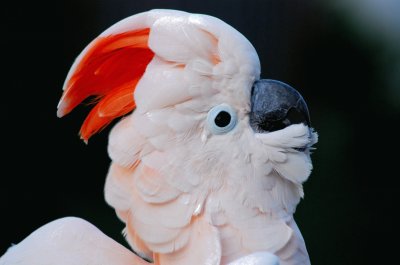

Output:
xmin=207 ymin=104 xmax=237 ymax=134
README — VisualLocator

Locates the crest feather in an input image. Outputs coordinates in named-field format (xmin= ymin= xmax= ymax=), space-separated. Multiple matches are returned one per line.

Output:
xmin=57 ymin=28 xmax=154 ymax=141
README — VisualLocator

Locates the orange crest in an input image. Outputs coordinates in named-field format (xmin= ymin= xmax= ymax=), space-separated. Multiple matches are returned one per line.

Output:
xmin=57 ymin=28 xmax=154 ymax=142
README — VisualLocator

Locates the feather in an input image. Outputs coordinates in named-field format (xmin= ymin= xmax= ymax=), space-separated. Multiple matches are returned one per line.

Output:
xmin=274 ymin=152 xmax=313 ymax=184
xmin=0 ymin=217 xmax=149 ymax=265
xmin=57 ymin=29 xmax=154 ymax=141
xmin=255 ymin=124 xmax=312 ymax=149
xmin=135 ymin=163 xmax=181 ymax=203
xmin=156 ymin=218 xmax=221 ymax=265
xmin=104 ymin=163 xmax=136 ymax=213
xmin=241 ymin=221 xmax=293 ymax=253
xmin=148 ymin=16 xmax=218 ymax=64
xmin=124 ymin=223 xmax=153 ymax=261
xmin=133 ymin=57 xmax=193 ymax=114
xmin=107 ymin=116 xmax=147 ymax=167
xmin=228 ymin=252 xmax=280 ymax=265
xmin=219 ymin=225 xmax=245 ymax=262
xmin=275 ymin=219 xmax=311 ymax=265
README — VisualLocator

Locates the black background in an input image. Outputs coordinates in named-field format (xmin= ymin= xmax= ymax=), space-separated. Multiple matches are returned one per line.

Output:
xmin=2 ymin=0 xmax=399 ymax=264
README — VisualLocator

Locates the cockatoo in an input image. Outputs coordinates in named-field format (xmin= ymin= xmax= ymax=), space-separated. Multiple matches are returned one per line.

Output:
xmin=0 ymin=9 xmax=317 ymax=265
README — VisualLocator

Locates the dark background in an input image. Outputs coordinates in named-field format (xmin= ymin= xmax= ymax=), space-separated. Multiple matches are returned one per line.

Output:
xmin=2 ymin=0 xmax=399 ymax=264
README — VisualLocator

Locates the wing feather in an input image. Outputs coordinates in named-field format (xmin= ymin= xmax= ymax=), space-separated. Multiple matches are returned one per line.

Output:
xmin=0 ymin=217 xmax=148 ymax=265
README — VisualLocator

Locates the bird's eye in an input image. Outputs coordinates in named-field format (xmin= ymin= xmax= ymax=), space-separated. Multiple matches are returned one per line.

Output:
xmin=207 ymin=104 xmax=237 ymax=134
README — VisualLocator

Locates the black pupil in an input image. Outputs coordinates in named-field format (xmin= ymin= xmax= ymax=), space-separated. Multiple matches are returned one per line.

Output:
xmin=214 ymin=111 xmax=231 ymax=127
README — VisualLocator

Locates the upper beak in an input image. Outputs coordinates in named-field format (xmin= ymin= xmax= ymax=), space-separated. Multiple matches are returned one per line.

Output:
xmin=250 ymin=79 xmax=311 ymax=133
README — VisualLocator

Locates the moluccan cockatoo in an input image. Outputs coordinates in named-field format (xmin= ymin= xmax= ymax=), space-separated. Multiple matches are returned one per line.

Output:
xmin=0 ymin=9 xmax=317 ymax=265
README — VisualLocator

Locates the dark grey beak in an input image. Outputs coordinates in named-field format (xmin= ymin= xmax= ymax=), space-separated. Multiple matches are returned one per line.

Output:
xmin=250 ymin=79 xmax=310 ymax=133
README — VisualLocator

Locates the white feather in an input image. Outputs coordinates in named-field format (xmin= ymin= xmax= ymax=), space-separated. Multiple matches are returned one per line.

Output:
xmin=149 ymin=16 xmax=217 ymax=63
xmin=228 ymin=252 xmax=280 ymax=265
xmin=0 ymin=217 xmax=147 ymax=265
xmin=104 ymin=163 xmax=135 ymax=212
xmin=274 ymin=152 xmax=313 ymax=184
xmin=135 ymin=58 xmax=192 ymax=114
xmin=107 ymin=116 xmax=147 ymax=167
xmin=156 ymin=218 xmax=221 ymax=265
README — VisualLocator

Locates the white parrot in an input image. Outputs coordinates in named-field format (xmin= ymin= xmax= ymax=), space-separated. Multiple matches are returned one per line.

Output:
xmin=0 ymin=9 xmax=317 ymax=265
